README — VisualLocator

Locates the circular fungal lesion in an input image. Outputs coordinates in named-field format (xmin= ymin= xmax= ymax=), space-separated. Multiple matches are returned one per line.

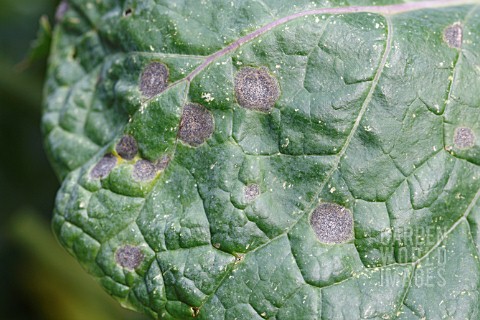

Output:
xmin=244 ymin=184 xmax=260 ymax=202
xmin=309 ymin=203 xmax=354 ymax=244
xmin=443 ymin=23 xmax=463 ymax=48
xmin=234 ymin=66 xmax=280 ymax=112
xmin=178 ymin=103 xmax=214 ymax=147
xmin=139 ymin=62 xmax=169 ymax=98
xmin=454 ymin=127 xmax=476 ymax=149
xmin=90 ymin=154 xmax=117 ymax=179
xmin=115 ymin=245 xmax=144 ymax=269
xmin=116 ymin=135 xmax=138 ymax=160
xmin=133 ymin=159 xmax=157 ymax=181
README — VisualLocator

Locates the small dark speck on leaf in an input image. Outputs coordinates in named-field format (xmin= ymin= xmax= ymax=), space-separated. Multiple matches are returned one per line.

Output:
xmin=133 ymin=159 xmax=157 ymax=181
xmin=444 ymin=23 xmax=463 ymax=48
xmin=55 ymin=0 xmax=69 ymax=22
xmin=244 ymin=184 xmax=260 ymax=202
xmin=234 ymin=254 xmax=244 ymax=264
xmin=191 ymin=307 xmax=200 ymax=317
xmin=90 ymin=154 xmax=117 ymax=179
xmin=454 ymin=127 xmax=475 ymax=149
xmin=116 ymin=135 xmax=138 ymax=160
xmin=234 ymin=66 xmax=280 ymax=112
xmin=71 ymin=48 xmax=77 ymax=60
xmin=139 ymin=62 xmax=169 ymax=98
xmin=178 ymin=103 xmax=214 ymax=147
xmin=124 ymin=8 xmax=133 ymax=17
xmin=115 ymin=245 xmax=144 ymax=269
xmin=310 ymin=203 xmax=353 ymax=244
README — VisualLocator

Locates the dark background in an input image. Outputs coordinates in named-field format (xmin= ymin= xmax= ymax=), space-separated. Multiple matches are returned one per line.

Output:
xmin=0 ymin=1 xmax=148 ymax=319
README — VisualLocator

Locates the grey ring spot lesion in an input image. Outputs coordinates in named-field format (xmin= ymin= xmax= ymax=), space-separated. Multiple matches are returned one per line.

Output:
xmin=178 ymin=103 xmax=214 ymax=147
xmin=116 ymin=135 xmax=138 ymax=160
xmin=443 ymin=23 xmax=462 ymax=48
xmin=310 ymin=203 xmax=354 ymax=244
xmin=90 ymin=154 xmax=117 ymax=179
xmin=244 ymin=184 xmax=260 ymax=202
xmin=130 ymin=156 xmax=170 ymax=182
xmin=234 ymin=66 xmax=280 ymax=112
xmin=454 ymin=127 xmax=476 ymax=149
xmin=139 ymin=62 xmax=169 ymax=98
xmin=115 ymin=245 xmax=144 ymax=269
xmin=133 ymin=159 xmax=157 ymax=181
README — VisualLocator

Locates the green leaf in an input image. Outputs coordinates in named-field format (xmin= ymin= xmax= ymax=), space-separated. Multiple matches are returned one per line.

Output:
xmin=43 ymin=0 xmax=480 ymax=319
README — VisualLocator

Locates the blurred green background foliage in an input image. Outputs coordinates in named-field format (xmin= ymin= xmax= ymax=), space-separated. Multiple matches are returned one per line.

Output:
xmin=0 ymin=1 xmax=148 ymax=319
